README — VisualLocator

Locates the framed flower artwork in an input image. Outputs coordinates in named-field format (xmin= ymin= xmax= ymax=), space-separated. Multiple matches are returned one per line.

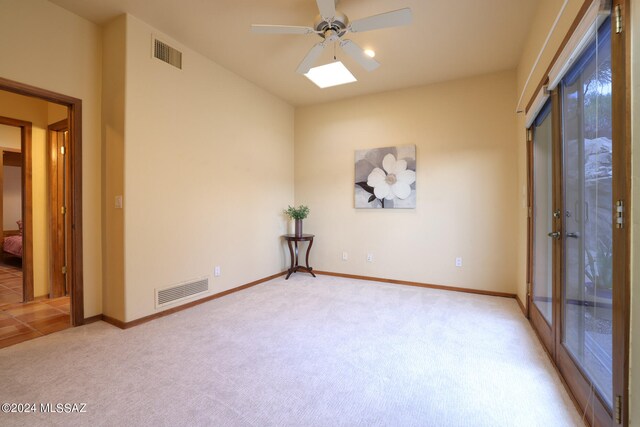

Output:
xmin=354 ymin=145 xmax=416 ymax=209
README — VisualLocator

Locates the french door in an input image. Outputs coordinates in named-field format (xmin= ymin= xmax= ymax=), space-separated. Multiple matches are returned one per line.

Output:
xmin=530 ymin=99 xmax=555 ymax=354
xmin=528 ymin=8 xmax=628 ymax=426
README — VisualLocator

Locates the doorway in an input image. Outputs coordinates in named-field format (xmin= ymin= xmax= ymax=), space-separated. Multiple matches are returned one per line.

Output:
xmin=0 ymin=117 xmax=34 ymax=303
xmin=0 ymin=111 xmax=71 ymax=348
xmin=0 ymin=77 xmax=84 ymax=333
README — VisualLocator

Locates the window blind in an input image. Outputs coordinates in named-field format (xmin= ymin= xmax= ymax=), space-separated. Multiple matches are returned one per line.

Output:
xmin=525 ymin=0 xmax=611 ymax=129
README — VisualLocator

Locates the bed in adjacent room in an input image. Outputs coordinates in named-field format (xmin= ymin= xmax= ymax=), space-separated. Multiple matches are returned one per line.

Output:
xmin=2 ymin=220 xmax=22 ymax=260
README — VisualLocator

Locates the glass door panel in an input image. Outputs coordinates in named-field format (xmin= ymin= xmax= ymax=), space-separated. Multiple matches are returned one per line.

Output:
xmin=560 ymin=18 xmax=612 ymax=406
xmin=532 ymin=101 xmax=553 ymax=325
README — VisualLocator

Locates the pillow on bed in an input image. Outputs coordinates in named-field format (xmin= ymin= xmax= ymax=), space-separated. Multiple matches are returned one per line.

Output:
xmin=17 ymin=220 xmax=22 ymax=235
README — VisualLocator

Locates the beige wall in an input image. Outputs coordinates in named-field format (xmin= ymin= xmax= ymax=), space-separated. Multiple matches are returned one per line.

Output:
xmin=3 ymin=166 xmax=22 ymax=230
xmin=630 ymin=0 xmax=639 ymax=423
xmin=118 ymin=15 xmax=294 ymax=321
xmin=294 ymin=70 xmax=519 ymax=294
xmin=101 ymin=15 xmax=126 ymax=321
xmin=47 ymin=103 xmax=68 ymax=125
xmin=0 ymin=0 xmax=102 ymax=315
xmin=0 ymin=91 xmax=54 ymax=297
xmin=0 ymin=124 xmax=21 ymax=150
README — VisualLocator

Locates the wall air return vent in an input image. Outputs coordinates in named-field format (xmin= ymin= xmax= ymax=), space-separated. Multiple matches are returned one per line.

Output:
xmin=153 ymin=37 xmax=182 ymax=70
xmin=155 ymin=278 xmax=208 ymax=308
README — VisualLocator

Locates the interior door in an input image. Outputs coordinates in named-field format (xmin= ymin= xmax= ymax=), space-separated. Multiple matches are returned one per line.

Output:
xmin=49 ymin=120 xmax=70 ymax=298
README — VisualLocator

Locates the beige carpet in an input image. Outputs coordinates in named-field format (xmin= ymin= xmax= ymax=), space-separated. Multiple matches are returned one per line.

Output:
xmin=0 ymin=275 xmax=582 ymax=426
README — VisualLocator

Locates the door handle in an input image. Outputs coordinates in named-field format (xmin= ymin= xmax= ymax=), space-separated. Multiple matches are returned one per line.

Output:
xmin=547 ymin=231 xmax=561 ymax=240
xmin=566 ymin=232 xmax=579 ymax=239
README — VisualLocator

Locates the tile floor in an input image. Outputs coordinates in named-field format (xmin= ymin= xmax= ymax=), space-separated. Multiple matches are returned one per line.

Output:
xmin=0 ymin=262 xmax=70 ymax=349
xmin=0 ymin=263 xmax=23 ymax=306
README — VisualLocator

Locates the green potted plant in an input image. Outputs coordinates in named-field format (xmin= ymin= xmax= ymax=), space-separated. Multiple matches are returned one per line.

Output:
xmin=284 ymin=205 xmax=310 ymax=237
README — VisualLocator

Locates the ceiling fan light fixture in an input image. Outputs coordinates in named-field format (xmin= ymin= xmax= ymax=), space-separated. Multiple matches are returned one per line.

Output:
xmin=304 ymin=61 xmax=357 ymax=88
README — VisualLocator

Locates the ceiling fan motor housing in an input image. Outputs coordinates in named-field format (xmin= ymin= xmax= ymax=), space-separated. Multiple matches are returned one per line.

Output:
xmin=314 ymin=12 xmax=349 ymax=38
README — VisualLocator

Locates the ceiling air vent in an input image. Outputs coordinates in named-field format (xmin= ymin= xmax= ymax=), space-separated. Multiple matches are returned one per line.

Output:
xmin=153 ymin=37 xmax=182 ymax=69
xmin=156 ymin=278 xmax=208 ymax=308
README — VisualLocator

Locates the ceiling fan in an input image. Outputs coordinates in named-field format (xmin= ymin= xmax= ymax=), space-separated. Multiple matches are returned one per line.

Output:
xmin=251 ymin=0 xmax=412 ymax=75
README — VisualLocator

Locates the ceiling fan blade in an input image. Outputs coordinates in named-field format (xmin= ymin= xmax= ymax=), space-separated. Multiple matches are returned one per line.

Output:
xmin=251 ymin=25 xmax=315 ymax=35
xmin=340 ymin=39 xmax=380 ymax=72
xmin=316 ymin=0 xmax=337 ymax=19
xmin=297 ymin=42 xmax=326 ymax=74
xmin=349 ymin=8 xmax=412 ymax=33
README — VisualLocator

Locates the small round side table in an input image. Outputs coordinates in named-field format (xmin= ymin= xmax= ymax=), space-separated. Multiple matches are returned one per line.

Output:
xmin=283 ymin=234 xmax=316 ymax=280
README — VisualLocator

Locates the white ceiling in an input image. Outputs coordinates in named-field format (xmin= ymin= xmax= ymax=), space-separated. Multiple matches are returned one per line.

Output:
xmin=47 ymin=0 xmax=539 ymax=106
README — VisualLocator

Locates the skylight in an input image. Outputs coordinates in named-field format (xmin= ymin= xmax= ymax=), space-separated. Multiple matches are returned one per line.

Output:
xmin=304 ymin=61 xmax=357 ymax=89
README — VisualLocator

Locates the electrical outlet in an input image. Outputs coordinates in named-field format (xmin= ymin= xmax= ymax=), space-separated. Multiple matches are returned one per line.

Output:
xmin=455 ymin=257 xmax=463 ymax=267
xmin=115 ymin=195 xmax=123 ymax=209
xmin=367 ymin=253 xmax=374 ymax=263
xmin=342 ymin=251 xmax=348 ymax=261
xmin=214 ymin=266 xmax=221 ymax=277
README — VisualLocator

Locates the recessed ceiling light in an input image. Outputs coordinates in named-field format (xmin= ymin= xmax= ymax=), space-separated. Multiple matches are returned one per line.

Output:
xmin=364 ymin=49 xmax=376 ymax=58
xmin=304 ymin=61 xmax=357 ymax=89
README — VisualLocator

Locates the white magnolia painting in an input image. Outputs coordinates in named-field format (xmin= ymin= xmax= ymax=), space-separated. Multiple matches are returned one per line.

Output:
xmin=355 ymin=145 xmax=416 ymax=209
